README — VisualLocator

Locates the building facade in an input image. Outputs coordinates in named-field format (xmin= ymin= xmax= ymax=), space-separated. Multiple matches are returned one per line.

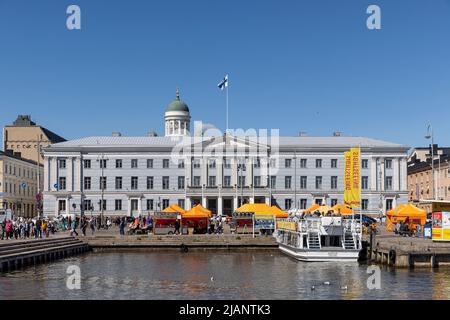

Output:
xmin=408 ymin=147 xmax=450 ymax=203
xmin=42 ymin=94 xmax=410 ymax=218
xmin=3 ymin=115 xmax=66 ymax=164
xmin=0 ymin=150 xmax=43 ymax=217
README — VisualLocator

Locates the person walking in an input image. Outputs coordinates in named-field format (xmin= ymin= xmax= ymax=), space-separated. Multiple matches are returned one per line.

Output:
xmin=80 ymin=217 xmax=87 ymax=236
xmin=70 ymin=218 xmax=78 ymax=236
xmin=5 ymin=220 xmax=13 ymax=240
xmin=90 ymin=218 xmax=96 ymax=236
xmin=119 ymin=217 xmax=125 ymax=235
xmin=1 ymin=219 xmax=6 ymax=240
xmin=174 ymin=219 xmax=180 ymax=235
xmin=35 ymin=218 xmax=42 ymax=239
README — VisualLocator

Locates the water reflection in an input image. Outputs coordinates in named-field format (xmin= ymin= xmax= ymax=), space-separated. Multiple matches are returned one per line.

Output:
xmin=0 ymin=251 xmax=449 ymax=300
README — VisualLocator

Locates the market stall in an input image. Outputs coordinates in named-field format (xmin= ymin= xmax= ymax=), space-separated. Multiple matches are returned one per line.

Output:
xmin=162 ymin=204 xmax=186 ymax=214
xmin=304 ymin=203 xmax=320 ymax=213
xmin=386 ymin=203 xmax=426 ymax=232
xmin=331 ymin=204 xmax=353 ymax=215
xmin=153 ymin=211 xmax=180 ymax=235
xmin=233 ymin=203 xmax=288 ymax=235
xmin=181 ymin=205 xmax=211 ymax=234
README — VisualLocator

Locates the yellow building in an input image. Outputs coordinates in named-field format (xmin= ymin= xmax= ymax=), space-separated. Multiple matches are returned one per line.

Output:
xmin=3 ymin=115 xmax=66 ymax=164
xmin=0 ymin=150 xmax=43 ymax=217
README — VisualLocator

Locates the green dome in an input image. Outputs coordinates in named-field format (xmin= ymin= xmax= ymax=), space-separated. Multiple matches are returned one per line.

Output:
xmin=166 ymin=89 xmax=190 ymax=112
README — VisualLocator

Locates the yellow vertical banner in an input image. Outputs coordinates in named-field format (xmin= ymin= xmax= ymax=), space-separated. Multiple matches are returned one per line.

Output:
xmin=350 ymin=147 xmax=361 ymax=207
xmin=344 ymin=148 xmax=361 ymax=207
xmin=343 ymin=151 xmax=352 ymax=206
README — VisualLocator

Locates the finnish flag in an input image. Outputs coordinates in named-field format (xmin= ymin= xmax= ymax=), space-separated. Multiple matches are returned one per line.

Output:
xmin=217 ymin=75 xmax=228 ymax=90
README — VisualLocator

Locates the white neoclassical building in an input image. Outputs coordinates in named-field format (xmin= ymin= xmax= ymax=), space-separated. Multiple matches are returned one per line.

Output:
xmin=42 ymin=92 xmax=410 ymax=217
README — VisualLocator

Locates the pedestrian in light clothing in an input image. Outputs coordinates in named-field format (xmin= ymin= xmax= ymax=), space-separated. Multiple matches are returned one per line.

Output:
xmin=90 ymin=218 xmax=96 ymax=236
xmin=416 ymin=223 xmax=421 ymax=237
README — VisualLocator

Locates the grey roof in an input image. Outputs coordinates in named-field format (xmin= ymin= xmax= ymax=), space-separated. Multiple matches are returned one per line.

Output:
xmin=277 ymin=136 xmax=408 ymax=149
xmin=49 ymin=136 xmax=188 ymax=148
xmin=47 ymin=135 xmax=408 ymax=151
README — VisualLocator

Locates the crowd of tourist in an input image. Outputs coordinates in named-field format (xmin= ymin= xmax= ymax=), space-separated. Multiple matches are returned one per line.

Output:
xmin=0 ymin=217 xmax=57 ymax=240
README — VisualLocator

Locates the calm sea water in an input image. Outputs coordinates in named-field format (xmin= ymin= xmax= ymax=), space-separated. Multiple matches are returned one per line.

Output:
xmin=1 ymin=251 xmax=449 ymax=300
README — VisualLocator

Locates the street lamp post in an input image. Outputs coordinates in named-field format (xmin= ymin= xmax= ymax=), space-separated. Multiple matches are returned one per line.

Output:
xmin=425 ymin=124 xmax=435 ymax=200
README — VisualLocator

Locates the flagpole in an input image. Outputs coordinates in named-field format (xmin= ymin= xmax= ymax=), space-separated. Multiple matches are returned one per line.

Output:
xmin=226 ymin=74 xmax=229 ymax=132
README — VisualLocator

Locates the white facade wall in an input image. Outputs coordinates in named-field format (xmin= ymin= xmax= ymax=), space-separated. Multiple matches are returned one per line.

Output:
xmin=42 ymin=136 xmax=409 ymax=217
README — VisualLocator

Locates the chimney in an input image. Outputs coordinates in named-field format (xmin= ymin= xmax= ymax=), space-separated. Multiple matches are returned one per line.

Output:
xmin=147 ymin=130 xmax=158 ymax=137
xmin=112 ymin=132 xmax=122 ymax=137
xmin=333 ymin=131 xmax=343 ymax=137
xmin=299 ymin=131 xmax=307 ymax=137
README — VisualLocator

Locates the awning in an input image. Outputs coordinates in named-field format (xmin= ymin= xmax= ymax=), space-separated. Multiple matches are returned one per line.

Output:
xmin=304 ymin=204 xmax=320 ymax=213
xmin=331 ymin=204 xmax=353 ymax=215
xmin=182 ymin=204 xmax=212 ymax=219
xmin=235 ymin=203 xmax=288 ymax=218
xmin=386 ymin=203 xmax=427 ymax=231
xmin=162 ymin=204 xmax=186 ymax=214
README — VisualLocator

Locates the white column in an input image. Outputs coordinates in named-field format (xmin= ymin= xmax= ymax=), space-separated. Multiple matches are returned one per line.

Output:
xmin=50 ymin=157 xmax=57 ymax=191
xmin=202 ymin=196 xmax=207 ymax=207
xmin=380 ymin=158 xmax=385 ymax=191
xmin=400 ymin=157 xmax=407 ymax=191
xmin=233 ymin=196 xmax=238 ymax=211
xmin=138 ymin=198 xmax=142 ymax=216
xmin=232 ymin=157 xmax=238 ymax=186
xmin=186 ymin=197 xmax=192 ymax=210
xmin=217 ymin=158 xmax=223 ymax=187
xmin=44 ymin=157 xmax=50 ymax=192
xmin=393 ymin=158 xmax=400 ymax=191
xmin=127 ymin=198 xmax=131 ymax=216
xmin=202 ymin=157 xmax=208 ymax=186
xmin=246 ymin=158 xmax=252 ymax=187
xmin=67 ymin=157 xmax=73 ymax=192
xmin=370 ymin=158 xmax=377 ymax=190
xmin=218 ymin=196 xmax=223 ymax=215
xmin=265 ymin=197 xmax=270 ymax=205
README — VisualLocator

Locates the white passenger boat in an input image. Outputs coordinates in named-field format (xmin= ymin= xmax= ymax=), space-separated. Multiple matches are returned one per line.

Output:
xmin=276 ymin=216 xmax=362 ymax=262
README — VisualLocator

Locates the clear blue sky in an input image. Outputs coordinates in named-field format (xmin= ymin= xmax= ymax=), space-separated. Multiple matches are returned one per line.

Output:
xmin=1 ymin=0 xmax=449 ymax=148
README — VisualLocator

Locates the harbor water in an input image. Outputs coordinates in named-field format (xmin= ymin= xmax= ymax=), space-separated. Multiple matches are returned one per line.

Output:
xmin=1 ymin=251 xmax=450 ymax=300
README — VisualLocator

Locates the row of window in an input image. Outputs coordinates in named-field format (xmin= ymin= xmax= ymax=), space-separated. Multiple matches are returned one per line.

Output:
xmin=2 ymin=181 xmax=37 ymax=197
xmin=56 ymin=175 xmax=393 ymax=191
xmin=4 ymin=164 xmax=38 ymax=179
xmin=57 ymin=197 xmax=394 ymax=213
xmin=283 ymin=198 xmax=394 ymax=211
xmin=57 ymin=158 xmax=393 ymax=170
xmin=58 ymin=198 xmax=184 ymax=212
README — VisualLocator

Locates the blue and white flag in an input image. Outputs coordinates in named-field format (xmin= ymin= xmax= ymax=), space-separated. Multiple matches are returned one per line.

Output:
xmin=217 ymin=74 xmax=228 ymax=90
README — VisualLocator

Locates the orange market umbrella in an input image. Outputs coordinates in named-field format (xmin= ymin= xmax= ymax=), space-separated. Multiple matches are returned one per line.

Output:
xmin=304 ymin=204 xmax=320 ymax=213
xmin=162 ymin=204 xmax=186 ymax=214
xmin=386 ymin=203 xmax=426 ymax=231
xmin=270 ymin=206 xmax=288 ymax=218
xmin=316 ymin=205 xmax=334 ymax=215
xmin=182 ymin=204 xmax=212 ymax=219
xmin=331 ymin=204 xmax=353 ymax=215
